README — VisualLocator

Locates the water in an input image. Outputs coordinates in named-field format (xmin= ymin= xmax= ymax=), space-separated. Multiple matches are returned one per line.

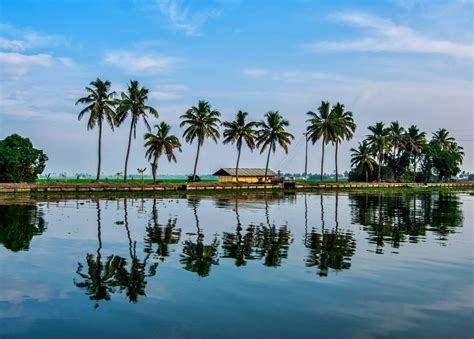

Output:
xmin=0 ymin=192 xmax=473 ymax=338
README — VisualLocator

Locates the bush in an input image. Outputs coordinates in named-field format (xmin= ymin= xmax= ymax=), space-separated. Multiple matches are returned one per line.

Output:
xmin=0 ymin=134 xmax=48 ymax=183
xmin=187 ymin=175 xmax=201 ymax=182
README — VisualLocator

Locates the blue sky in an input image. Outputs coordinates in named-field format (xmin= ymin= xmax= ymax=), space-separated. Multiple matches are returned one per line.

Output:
xmin=0 ymin=0 xmax=473 ymax=176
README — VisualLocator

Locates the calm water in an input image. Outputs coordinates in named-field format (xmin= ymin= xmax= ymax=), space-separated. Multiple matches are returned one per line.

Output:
xmin=0 ymin=192 xmax=473 ymax=338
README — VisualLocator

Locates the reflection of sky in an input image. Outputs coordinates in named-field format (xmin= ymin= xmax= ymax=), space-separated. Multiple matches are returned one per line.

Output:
xmin=0 ymin=193 xmax=473 ymax=338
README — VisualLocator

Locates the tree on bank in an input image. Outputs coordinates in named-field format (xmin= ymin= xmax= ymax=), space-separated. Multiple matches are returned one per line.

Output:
xmin=0 ymin=134 xmax=48 ymax=183
xmin=256 ymin=111 xmax=294 ymax=182
xmin=76 ymin=78 xmax=116 ymax=181
xmin=331 ymin=103 xmax=356 ymax=182
xmin=116 ymin=80 xmax=158 ymax=182
xmin=222 ymin=111 xmax=257 ymax=182
xmin=180 ymin=100 xmax=221 ymax=182
xmin=144 ymin=122 xmax=182 ymax=183
xmin=366 ymin=122 xmax=390 ymax=182
xmin=350 ymin=141 xmax=376 ymax=182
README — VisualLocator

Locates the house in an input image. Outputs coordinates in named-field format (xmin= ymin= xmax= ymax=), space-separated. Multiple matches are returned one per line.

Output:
xmin=212 ymin=168 xmax=277 ymax=183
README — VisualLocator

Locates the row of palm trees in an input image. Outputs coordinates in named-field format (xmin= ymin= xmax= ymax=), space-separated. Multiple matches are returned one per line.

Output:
xmin=77 ymin=79 xmax=359 ymax=183
xmin=350 ymin=121 xmax=464 ymax=181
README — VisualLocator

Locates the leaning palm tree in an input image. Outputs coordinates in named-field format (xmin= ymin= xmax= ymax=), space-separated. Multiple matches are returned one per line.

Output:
xmin=366 ymin=122 xmax=390 ymax=182
xmin=144 ymin=122 xmax=182 ymax=183
xmin=405 ymin=125 xmax=426 ymax=181
xmin=222 ymin=111 xmax=257 ymax=182
xmin=306 ymin=101 xmax=336 ymax=181
xmin=180 ymin=100 xmax=221 ymax=181
xmin=351 ymin=141 xmax=377 ymax=182
xmin=432 ymin=128 xmax=455 ymax=151
xmin=331 ymin=102 xmax=356 ymax=182
xmin=76 ymin=78 xmax=116 ymax=181
xmin=255 ymin=111 xmax=294 ymax=182
xmin=116 ymin=80 xmax=158 ymax=182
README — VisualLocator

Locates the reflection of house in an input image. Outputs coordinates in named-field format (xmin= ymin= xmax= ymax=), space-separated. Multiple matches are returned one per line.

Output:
xmin=213 ymin=168 xmax=277 ymax=183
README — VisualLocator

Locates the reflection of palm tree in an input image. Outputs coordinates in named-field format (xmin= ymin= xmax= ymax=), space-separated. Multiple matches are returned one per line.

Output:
xmin=74 ymin=201 xmax=125 ymax=308
xmin=0 ymin=204 xmax=46 ymax=252
xmin=145 ymin=198 xmax=181 ymax=259
xmin=180 ymin=198 xmax=219 ymax=277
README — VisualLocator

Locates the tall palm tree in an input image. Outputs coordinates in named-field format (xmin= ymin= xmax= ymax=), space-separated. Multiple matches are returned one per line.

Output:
xmin=222 ymin=111 xmax=257 ymax=182
xmin=255 ymin=111 xmax=294 ymax=182
xmin=366 ymin=122 xmax=390 ymax=182
xmin=306 ymin=101 xmax=336 ymax=181
xmin=432 ymin=128 xmax=455 ymax=150
xmin=76 ymin=78 xmax=116 ymax=181
xmin=350 ymin=141 xmax=377 ymax=182
xmin=180 ymin=100 xmax=221 ymax=181
xmin=331 ymin=102 xmax=356 ymax=182
xmin=388 ymin=121 xmax=405 ymax=159
xmin=405 ymin=125 xmax=426 ymax=181
xmin=116 ymin=80 xmax=158 ymax=182
xmin=144 ymin=122 xmax=182 ymax=183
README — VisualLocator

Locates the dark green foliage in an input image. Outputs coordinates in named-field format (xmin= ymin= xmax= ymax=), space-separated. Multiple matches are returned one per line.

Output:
xmin=420 ymin=141 xmax=463 ymax=182
xmin=0 ymin=134 xmax=48 ymax=182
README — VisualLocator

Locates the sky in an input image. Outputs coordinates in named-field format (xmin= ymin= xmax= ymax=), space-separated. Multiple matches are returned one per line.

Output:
xmin=0 ymin=0 xmax=473 ymax=177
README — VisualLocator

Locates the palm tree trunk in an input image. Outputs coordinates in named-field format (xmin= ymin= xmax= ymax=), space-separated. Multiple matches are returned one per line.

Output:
xmin=152 ymin=156 xmax=157 ymax=184
xmin=192 ymin=142 xmax=201 ymax=180
xmin=320 ymin=141 xmax=325 ymax=182
xmin=97 ymin=120 xmax=102 ymax=181
xmin=335 ymin=142 xmax=339 ymax=182
xmin=264 ymin=145 xmax=272 ymax=184
xmin=235 ymin=144 xmax=242 ymax=183
xmin=365 ymin=168 xmax=368 ymax=182
xmin=378 ymin=150 xmax=382 ymax=182
xmin=124 ymin=119 xmax=134 ymax=182
xmin=413 ymin=156 xmax=417 ymax=182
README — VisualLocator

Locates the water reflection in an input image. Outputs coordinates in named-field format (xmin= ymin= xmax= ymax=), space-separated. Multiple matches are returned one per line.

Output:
xmin=349 ymin=193 xmax=464 ymax=253
xmin=0 ymin=204 xmax=46 ymax=252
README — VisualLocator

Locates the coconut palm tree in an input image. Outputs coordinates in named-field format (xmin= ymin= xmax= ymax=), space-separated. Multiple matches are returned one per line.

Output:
xmin=331 ymin=103 xmax=356 ymax=182
xmin=366 ymin=122 xmax=390 ymax=182
xmin=388 ymin=121 xmax=406 ymax=159
xmin=351 ymin=141 xmax=377 ymax=182
xmin=432 ymin=128 xmax=455 ymax=151
xmin=405 ymin=125 xmax=426 ymax=181
xmin=255 ymin=111 xmax=294 ymax=182
xmin=76 ymin=78 xmax=116 ymax=181
xmin=116 ymin=80 xmax=158 ymax=182
xmin=306 ymin=101 xmax=336 ymax=181
xmin=222 ymin=111 xmax=257 ymax=182
xmin=144 ymin=122 xmax=182 ymax=183
xmin=180 ymin=100 xmax=221 ymax=182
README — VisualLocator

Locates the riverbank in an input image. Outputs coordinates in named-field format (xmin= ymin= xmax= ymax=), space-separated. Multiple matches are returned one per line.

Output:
xmin=0 ymin=181 xmax=473 ymax=194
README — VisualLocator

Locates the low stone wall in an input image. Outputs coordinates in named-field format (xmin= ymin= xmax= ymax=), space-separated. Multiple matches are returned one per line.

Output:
xmin=0 ymin=181 xmax=472 ymax=194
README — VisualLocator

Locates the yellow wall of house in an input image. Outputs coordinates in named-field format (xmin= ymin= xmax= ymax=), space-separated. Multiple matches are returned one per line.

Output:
xmin=217 ymin=176 xmax=271 ymax=183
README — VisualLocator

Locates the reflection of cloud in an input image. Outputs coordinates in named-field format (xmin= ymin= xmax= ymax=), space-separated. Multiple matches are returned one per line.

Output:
xmin=307 ymin=12 xmax=473 ymax=59
xmin=104 ymin=50 xmax=177 ymax=75
xmin=0 ymin=278 xmax=53 ymax=304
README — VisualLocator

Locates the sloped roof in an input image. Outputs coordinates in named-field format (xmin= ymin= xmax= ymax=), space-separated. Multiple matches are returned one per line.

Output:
xmin=212 ymin=168 xmax=277 ymax=177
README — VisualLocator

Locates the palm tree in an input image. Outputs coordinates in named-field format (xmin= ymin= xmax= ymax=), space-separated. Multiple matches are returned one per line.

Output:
xmin=405 ymin=125 xmax=426 ymax=181
xmin=144 ymin=122 xmax=182 ymax=183
xmin=76 ymin=78 xmax=116 ymax=181
xmin=222 ymin=111 xmax=257 ymax=182
xmin=351 ymin=141 xmax=377 ymax=182
xmin=179 ymin=100 xmax=221 ymax=181
xmin=116 ymin=80 xmax=158 ymax=182
xmin=331 ymin=103 xmax=356 ymax=182
xmin=306 ymin=101 xmax=336 ymax=181
xmin=388 ymin=121 xmax=405 ymax=159
xmin=366 ymin=122 xmax=390 ymax=182
xmin=432 ymin=128 xmax=455 ymax=150
xmin=255 ymin=111 xmax=294 ymax=182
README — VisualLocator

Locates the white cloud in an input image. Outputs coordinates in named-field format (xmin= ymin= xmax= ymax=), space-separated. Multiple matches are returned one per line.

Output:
xmin=104 ymin=51 xmax=176 ymax=74
xmin=307 ymin=12 xmax=473 ymax=59
xmin=243 ymin=68 xmax=269 ymax=78
xmin=0 ymin=23 xmax=69 ymax=52
xmin=156 ymin=0 xmax=220 ymax=36
xmin=243 ymin=68 xmax=347 ymax=82
xmin=0 ymin=52 xmax=53 ymax=77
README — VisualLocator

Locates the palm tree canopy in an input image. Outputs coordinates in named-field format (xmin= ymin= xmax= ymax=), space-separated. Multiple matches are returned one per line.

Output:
xmin=330 ymin=102 xmax=356 ymax=142
xmin=144 ymin=122 xmax=182 ymax=163
xmin=366 ymin=122 xmax=390 ymax=154
xmin=388 ymin=121 xmax=406 ymax=147
xmin=350 ymin=141 xmax=377 ymax=173
xmin=179 ymin=100 xmax=221 ymax=145
xmin=306 ymin=101 xmax=335 ymax=144
xmin=432 ymin=128 xmax=455 ymax=150
xmin=76 ymin=78 xmax=116 ymax=130
xmin=222 ymin=110 xmax=257 ymax=150
xmin=256 ymin=111 xmax=294 ymax=154
xmin=405 ymin=125 xmax=427 ymax=156
xmin=116 ymin=80 xmax=158 ymax=138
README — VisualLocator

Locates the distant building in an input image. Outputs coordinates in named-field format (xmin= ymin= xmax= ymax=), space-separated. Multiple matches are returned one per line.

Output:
xmin=212 ymin=168 xmax=277 ymax=183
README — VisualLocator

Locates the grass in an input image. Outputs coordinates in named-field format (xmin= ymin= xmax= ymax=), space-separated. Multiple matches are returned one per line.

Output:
xmin=36 ymin=178 xmax=217 ymax=184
